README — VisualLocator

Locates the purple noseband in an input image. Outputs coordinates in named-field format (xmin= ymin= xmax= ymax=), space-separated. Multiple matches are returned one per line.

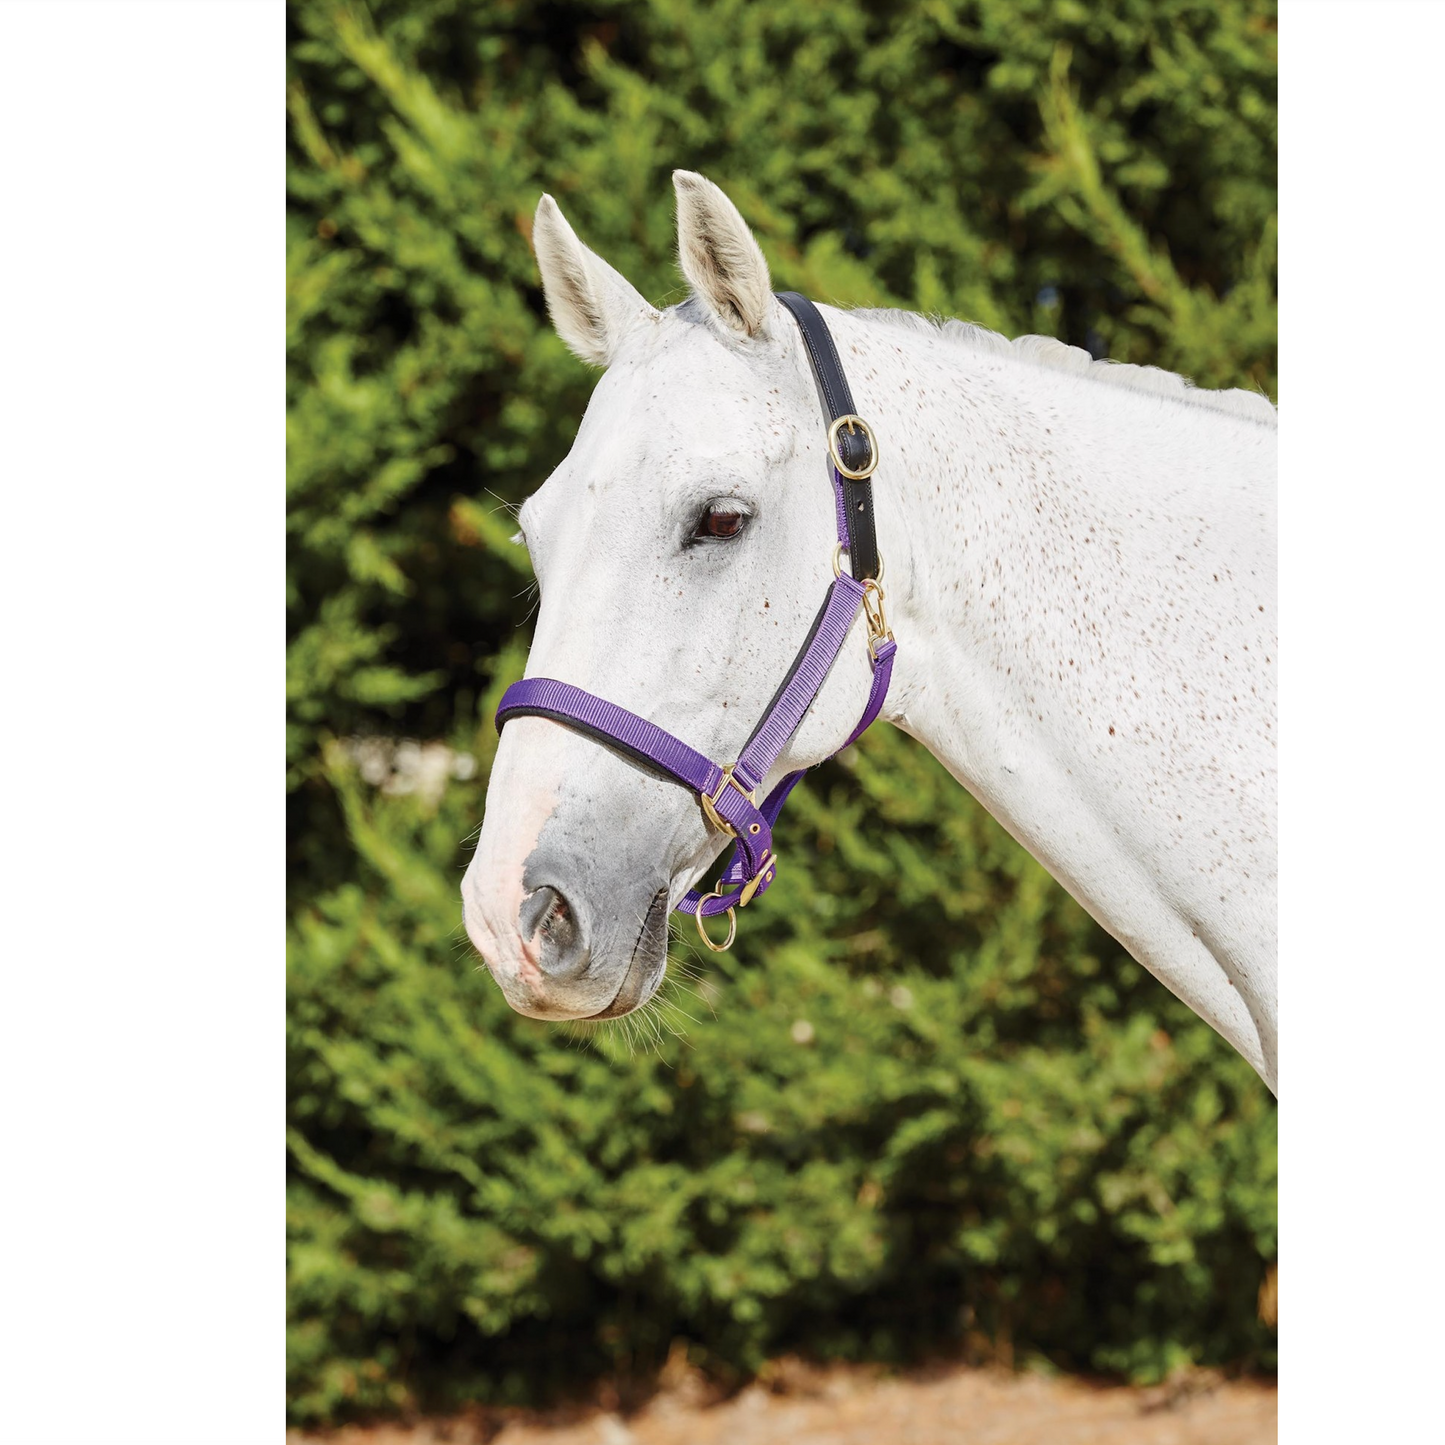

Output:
xmin=496 ymin=293 xmax=896 ymax=950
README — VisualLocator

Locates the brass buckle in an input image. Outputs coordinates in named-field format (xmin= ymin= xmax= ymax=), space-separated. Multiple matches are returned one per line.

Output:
xmin=700 ymin=765 xmax=757 ymax=837
xmin=694 ymin=850 xmax=777 ymax=952
xmin=695 ymin=891 xmax=737 ymax=952
xmin=737 ymin=851 xmax=776 ymax=907
xmin=827 ymin=414 xmax=880 ymax=481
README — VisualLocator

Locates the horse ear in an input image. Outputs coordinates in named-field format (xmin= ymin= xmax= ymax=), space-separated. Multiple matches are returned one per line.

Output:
xmin=673 ymin=171 xmax=772 ymax=339
xmin=532 ymin=194 xmax=655 ymax=367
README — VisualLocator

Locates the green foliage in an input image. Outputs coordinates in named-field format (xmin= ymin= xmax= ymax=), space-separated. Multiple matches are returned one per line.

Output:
xmin=288 ymin=726 xmax=1276 ymax=1423
xmin=287 ymin=0 xmax=1276 ymax=1425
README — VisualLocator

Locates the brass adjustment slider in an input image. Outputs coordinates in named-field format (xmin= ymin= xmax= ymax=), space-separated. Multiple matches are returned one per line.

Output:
xmin=700 ymin=764 xmax=757 ymax=837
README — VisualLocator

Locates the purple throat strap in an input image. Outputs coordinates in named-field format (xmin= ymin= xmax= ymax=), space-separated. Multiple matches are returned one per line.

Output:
xmin=495 ymin=292 xmax=896 ymax=948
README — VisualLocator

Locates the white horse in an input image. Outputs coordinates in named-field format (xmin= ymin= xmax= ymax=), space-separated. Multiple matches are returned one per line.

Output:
xmin=463 ymin=172 xmax=1277 ymax=1094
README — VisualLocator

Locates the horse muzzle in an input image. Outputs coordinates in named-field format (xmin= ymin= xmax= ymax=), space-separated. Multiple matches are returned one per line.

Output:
xmin=464 ymin=856 xmax=671 ymax=1021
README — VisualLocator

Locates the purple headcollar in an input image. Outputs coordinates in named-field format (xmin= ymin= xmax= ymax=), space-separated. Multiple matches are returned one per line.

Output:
xmin=496 ymin=293 xmax=896 ymax=951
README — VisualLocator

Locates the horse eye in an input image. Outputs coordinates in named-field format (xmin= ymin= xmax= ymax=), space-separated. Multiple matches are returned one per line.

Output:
xmin=692 ymin=506 xmax=748 ymax=542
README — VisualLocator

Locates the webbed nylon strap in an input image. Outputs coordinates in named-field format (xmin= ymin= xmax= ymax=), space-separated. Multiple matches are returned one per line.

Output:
xmin=498 ymin=578 xmax=893 ymax=916
xmin=495 ymin=291 xmax=894 ymax=921
xmin=676 ymin=630 xmax=894 ymax=917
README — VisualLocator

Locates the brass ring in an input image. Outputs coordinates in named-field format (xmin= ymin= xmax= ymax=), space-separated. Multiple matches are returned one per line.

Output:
xmin=831 ymin=543 xmax=885 ymax=583
xmin=827 ymin=414 xmax=880 ymax=480
xmin=695 ymin=891 xmax=737 ymax=952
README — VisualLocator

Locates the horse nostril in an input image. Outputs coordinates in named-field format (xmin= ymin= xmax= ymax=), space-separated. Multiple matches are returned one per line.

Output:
xmin=518 ymin=884 xmax=587 ymax=978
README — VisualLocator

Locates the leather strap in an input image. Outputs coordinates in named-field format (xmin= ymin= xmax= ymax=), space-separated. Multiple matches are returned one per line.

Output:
xmin=775 ymin=291 xmax=880 ymax=581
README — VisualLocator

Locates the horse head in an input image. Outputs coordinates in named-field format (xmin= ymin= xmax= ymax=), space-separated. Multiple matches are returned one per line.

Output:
xmin=462 ymin=173 xmax=890 ymax=1020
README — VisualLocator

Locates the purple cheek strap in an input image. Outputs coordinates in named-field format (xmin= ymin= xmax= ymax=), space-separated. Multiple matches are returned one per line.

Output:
xmin=494 ymin=291 xmax=896 ymax=951
xmin=496 ymin=583 xmax=895 ymax=939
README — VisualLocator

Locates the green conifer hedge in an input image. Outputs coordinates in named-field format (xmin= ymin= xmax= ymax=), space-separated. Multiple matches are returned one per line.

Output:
xmin=287 ymin=0 xmax=1276 ymax=1424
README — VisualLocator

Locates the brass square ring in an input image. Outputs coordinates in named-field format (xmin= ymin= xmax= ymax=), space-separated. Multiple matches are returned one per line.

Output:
xmin=700 ymin=765 xmax=757 ymax=836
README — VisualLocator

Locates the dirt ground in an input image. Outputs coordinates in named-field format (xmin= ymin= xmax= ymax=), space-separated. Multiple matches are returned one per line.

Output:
xmin=289 ymin=1360 xmax=1276 ymax=1445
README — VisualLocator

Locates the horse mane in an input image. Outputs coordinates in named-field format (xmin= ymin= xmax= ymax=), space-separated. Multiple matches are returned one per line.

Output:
xmin=853 ymin=306 xmax=1278 ymax=428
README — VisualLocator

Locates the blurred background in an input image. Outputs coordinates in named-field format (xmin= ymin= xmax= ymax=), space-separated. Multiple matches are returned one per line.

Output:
xmin=286 ymin=0 xmax=1277 ymax=1430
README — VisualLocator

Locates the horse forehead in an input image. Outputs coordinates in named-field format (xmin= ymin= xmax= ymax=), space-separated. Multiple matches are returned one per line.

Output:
xmin=599 ymin=322 xmax=787 ymax=442
xmin=533 ymin=323 xmax=804 ymax=534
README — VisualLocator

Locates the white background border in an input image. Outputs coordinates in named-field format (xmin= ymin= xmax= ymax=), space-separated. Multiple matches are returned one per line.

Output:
xmin=1 ymin=3 xmax=282 ymax=1442
xmin=1280 ymin=2 xmax=1444 ymax=1440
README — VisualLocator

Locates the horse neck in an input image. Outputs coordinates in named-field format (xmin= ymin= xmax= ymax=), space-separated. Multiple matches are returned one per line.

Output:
xmin=833 ymin=308 xmax=1278 ymax=1088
